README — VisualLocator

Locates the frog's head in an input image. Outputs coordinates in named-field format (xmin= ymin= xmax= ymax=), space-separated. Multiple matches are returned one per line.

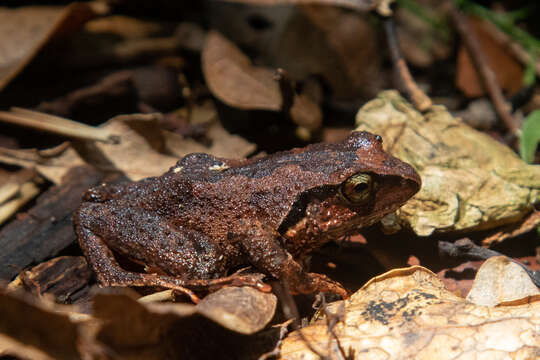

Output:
xmin=281 ymin=131 xmax=421 ymax=250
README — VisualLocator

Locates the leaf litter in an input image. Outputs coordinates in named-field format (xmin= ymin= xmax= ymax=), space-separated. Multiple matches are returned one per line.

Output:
xmin=0 ymin=2 xmax=539 ymax=359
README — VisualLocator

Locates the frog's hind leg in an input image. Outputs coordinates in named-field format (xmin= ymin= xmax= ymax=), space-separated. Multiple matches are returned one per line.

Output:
xmin=76 ymin=225 xmax=270 ymax=303
xmin=77 ymin=226 xmax=203 ymax=302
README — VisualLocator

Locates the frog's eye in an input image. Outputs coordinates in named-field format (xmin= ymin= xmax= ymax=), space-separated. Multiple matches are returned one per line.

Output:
xmin=342 ymin=173 xmax=373 ymax=203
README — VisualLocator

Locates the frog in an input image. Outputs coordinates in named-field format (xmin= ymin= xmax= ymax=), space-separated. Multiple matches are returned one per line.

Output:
xmin=74 ymin=131 xmax=421 ymax=302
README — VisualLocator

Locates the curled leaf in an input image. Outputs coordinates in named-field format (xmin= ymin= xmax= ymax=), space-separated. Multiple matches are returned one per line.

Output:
xmin=0 ymin=4 xmax=100 ymax=91
xmin=356 ymin=91 xmax=540 ymax=236
xmin=197 ymin=286 xmax=277 ymax=334
xmin=202 ymin=30 xmax=322 ymax=131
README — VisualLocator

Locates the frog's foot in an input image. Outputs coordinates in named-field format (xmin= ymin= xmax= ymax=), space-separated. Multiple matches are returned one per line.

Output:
xmin=104 ymin=272 xmax=202 ymax=303
xmin=168 ymin=271 xmax=272 ymax=294
xmin=283 ymin=265 xmax=348 ymax=298
xmin=301 ymin=273 xmax=349 ymax=299
xmin=100 ymin=270 xmax=271 ymax=304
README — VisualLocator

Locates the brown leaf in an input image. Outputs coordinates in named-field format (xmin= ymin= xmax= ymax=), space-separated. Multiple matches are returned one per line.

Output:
xmin=0 ymin=108 xmax=256 ymax=185
xmin=0 ymin=4 xmax=100 ymax=91
xmin=481 ymin=210 xmax=540 ymax=246
xmin=203 ymin=31 xmax=280 ymax=110
xmin=0 ymin=114 xmax=178 ymax=184
xmin=456 ymin=17 xmax=523 ymax=97
xmin=280 ymin=266 xmax=540 ymax=359
xmin=282 ymin=6 xmax=383 ymax=101
xmin=0 ymin=144 xmax=86 ymax=186
xmin=0 ymin=283 xmax=277 ymax=360
xmin=163 ymin=106 xmax=256 ymax=159
xmin=0 ymin=289 xmax=87 ymax=360
xmin=197 ymin=286 xmax=277 ymax=334
xmin=202 ymin=30 xmax=322 ymax=130
xmin=92 ymin=288 xmax=276 ymax=358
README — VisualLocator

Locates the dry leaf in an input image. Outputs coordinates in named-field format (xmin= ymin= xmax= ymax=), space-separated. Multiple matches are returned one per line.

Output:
xmin=202 ymin=30 xmax=322 ymax=131
xmin=355 ymin=91 xmax=540 ymax=236
xmin=164 ymin=106 xmax=256 ymax=159
xmin=0 ymin=4 xmax=100 ymax=91
xmin=0 ymin=145 xmax=85 ymax=185
xmin=197 ymin=286 xmax=277 ymax=334
xmin=280 ymin=266 xmax=540 ymax=359
xmin=457 ymin=17 xmax=523 ymax=97
xmin=0 ymin=283 xmax=277 ymax=359
xmin=0 ymin=113 xmax=175 ymax=184
xmin=207 ymin=5 xmax=382 ymax=103
xmin=92 ymin=288 xmax=276 ymax=358
xmin=0 ymin=289 xmax=89 ymax=360
xmin=481 ymin=210 xmax=540 ymax=246
xmin=0 ymin=111 xmax=256 ymax=185
xmin=278 ymin=6 xmax=383 ymax=101
xmin=466 ymin=256 xmax=540 ymax=307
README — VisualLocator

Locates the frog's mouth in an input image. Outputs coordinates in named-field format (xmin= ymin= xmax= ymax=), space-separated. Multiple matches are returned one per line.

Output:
xmin=369 ymin=174 xmax=420 ymax=214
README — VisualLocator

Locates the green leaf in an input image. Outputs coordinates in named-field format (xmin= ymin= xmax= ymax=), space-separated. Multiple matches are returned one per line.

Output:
xmin=520 ymin=110 xmax=540 ymax=163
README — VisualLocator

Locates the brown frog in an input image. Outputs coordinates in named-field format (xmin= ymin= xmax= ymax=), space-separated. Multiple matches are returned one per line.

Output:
xmin=74 ymin=131 xmax=420 ymax=301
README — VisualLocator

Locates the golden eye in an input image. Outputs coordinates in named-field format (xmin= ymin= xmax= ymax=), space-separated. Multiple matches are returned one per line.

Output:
xmin=342 ymin=173 xmax=373 ymax=203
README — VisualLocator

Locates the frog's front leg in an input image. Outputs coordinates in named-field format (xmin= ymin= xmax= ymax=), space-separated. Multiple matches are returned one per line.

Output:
xmin=237 ymin=222 xmax=348 ymax=298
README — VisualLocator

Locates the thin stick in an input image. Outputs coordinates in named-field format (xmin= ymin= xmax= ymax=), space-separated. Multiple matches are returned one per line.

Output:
xmin=0 ymin=108 xmax=119 ymax=144
xmin=447 ymin=3 xmax=520 ymax=136
xmin=382 ymin=16 xmax=433 ymax=112
xmin=137 ymin=289 xmax=174 ymax=303
xmin=439 ymin=238 xmax=540 ymax=288
xmin=0 ymin=181 xmax=40 ymax=225
xmin=273 ymin=68 xmax=295 ymax=115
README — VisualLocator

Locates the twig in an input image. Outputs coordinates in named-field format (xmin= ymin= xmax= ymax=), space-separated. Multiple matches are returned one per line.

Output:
xmin=0 ymin=170 xmax=41 ymax=225
xmin=438 ymin=238 xmax=540 ymax=288
xmin=273 ymin=280 xmax=329 ymax=359
xmin=273 ymin=68 xmax=295 ymax=115
xmin=257 ymin=319 xmax=293 ymax=360
xmin=447 ymin=3 xmax=520 ymax=136
xmin=0 ymin=108 xmax=120 ymax=144
xmin=382 ymin=16 xmax=433 ymax=112
xmin=317 ymin=294 xmax=353 ymax=360
xmin=137 ymin=289 xmax=174 ymax=303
